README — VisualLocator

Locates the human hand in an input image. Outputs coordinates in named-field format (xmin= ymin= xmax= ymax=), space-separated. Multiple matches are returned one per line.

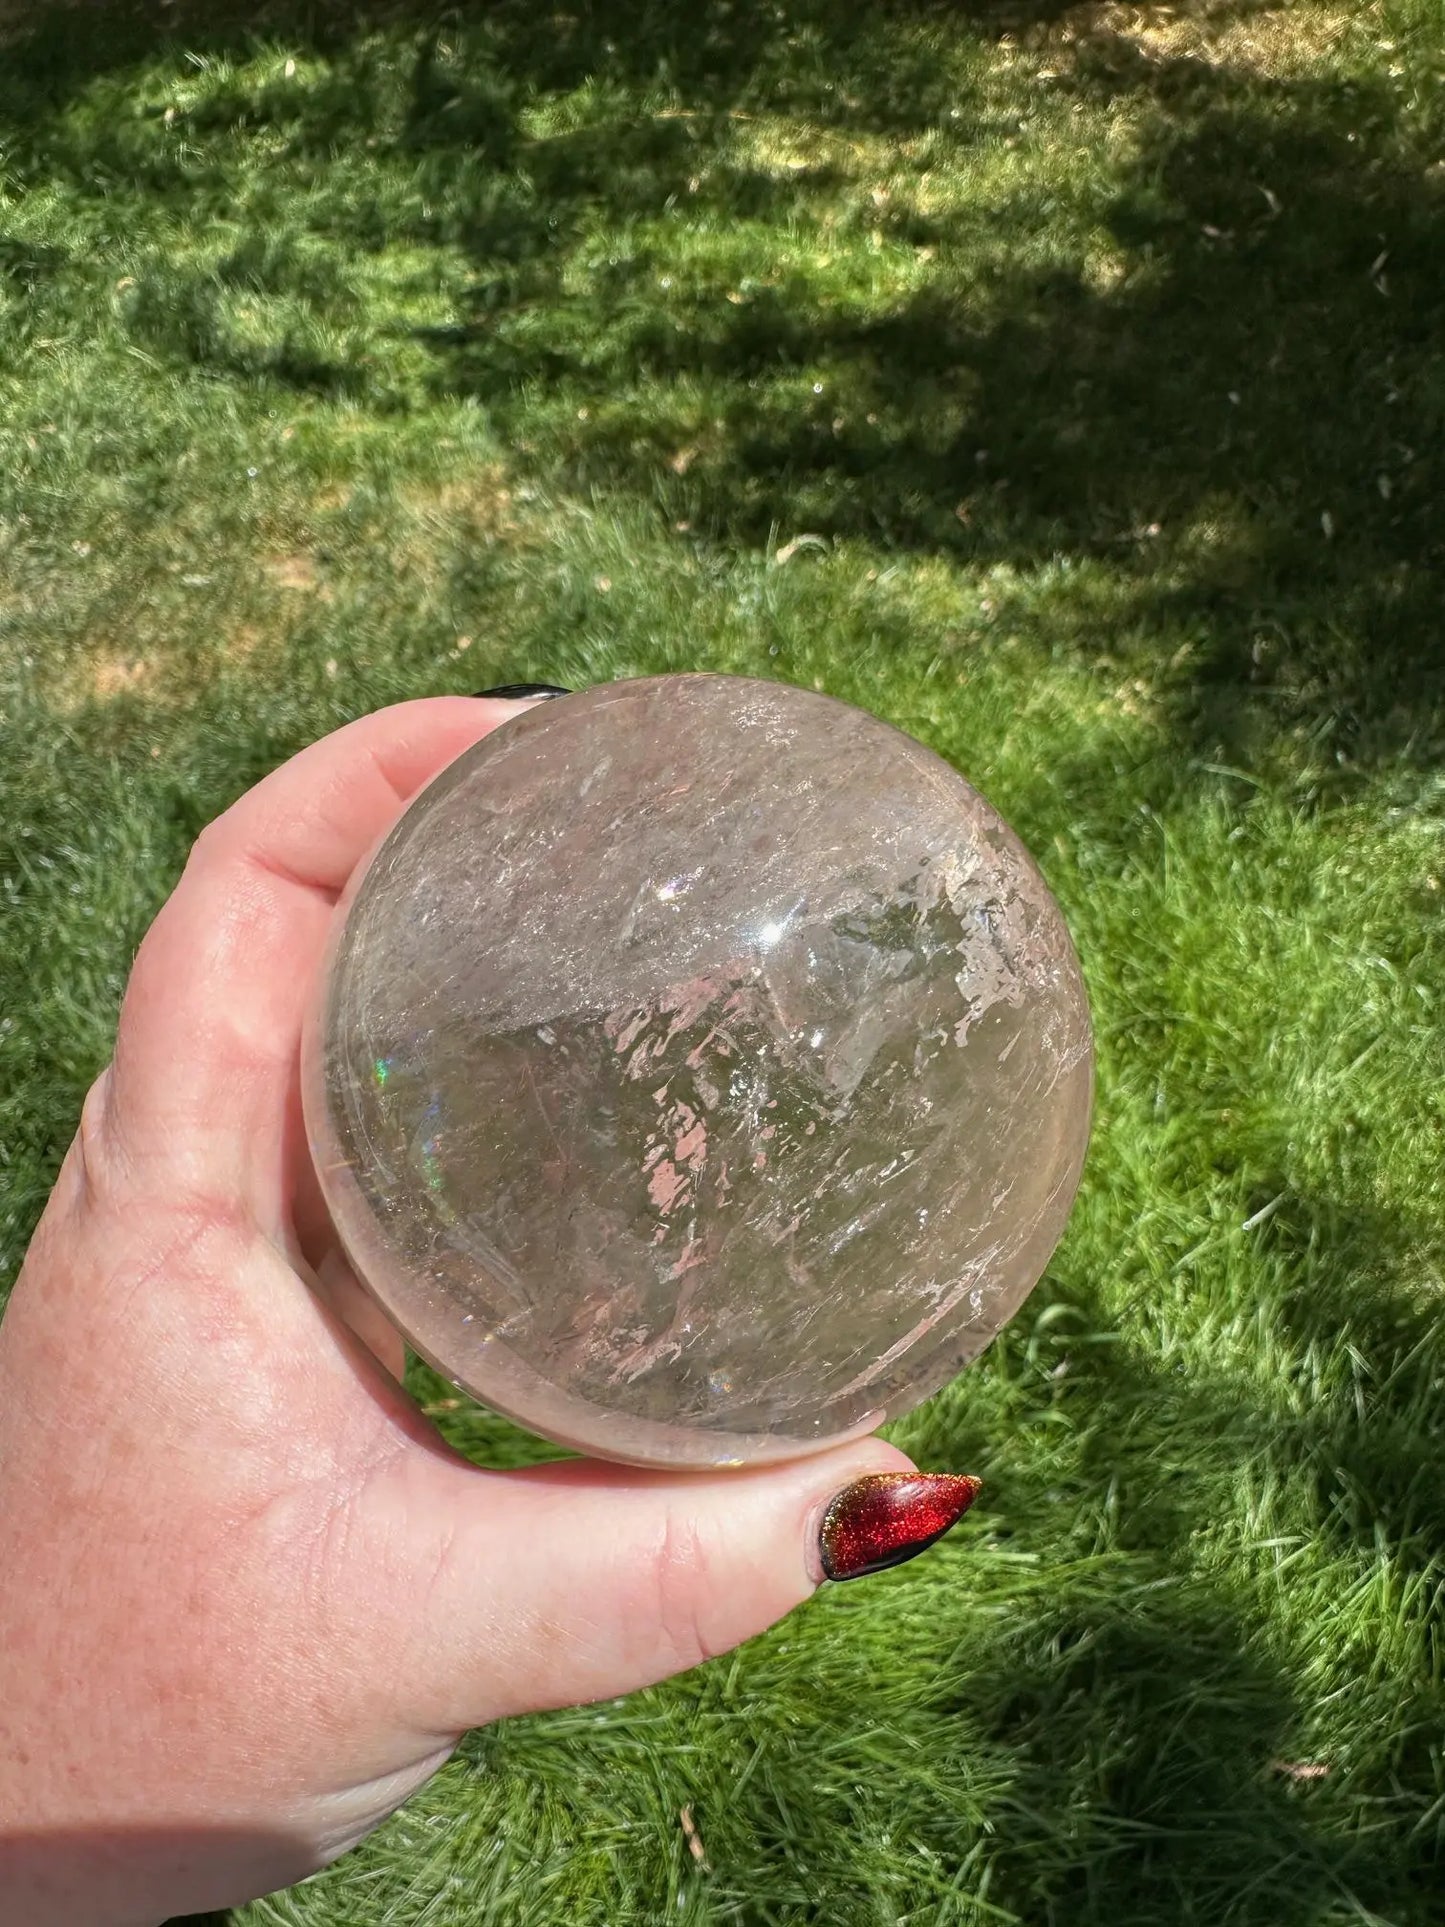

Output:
xmin=0 ymin=696 xmax=980 ymax=1925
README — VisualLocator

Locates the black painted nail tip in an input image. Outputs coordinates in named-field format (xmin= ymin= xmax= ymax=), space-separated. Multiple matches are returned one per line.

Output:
xmin=471 ymin=682 xmax=573 ymax=700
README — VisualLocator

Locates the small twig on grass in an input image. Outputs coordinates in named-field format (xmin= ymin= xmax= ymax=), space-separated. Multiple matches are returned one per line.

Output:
xmin=772 ymin=533 xmax=829 ymax=566
xmin=680 ymin=1805 xmax=709 ymax=1869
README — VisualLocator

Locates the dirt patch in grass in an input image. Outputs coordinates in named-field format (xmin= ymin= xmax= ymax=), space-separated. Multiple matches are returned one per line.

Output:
xmin=263 ymin=552 xmax=324 ymax=593
xmin=88 ymin=651 xmax=152 ymax=699
xmin=225 ymin=620 xmax=268 ymax=661
xmin=55 ymin=637 xmax=176 ymax=715
xmin=55 ymin=572 xmax=304 ymax=713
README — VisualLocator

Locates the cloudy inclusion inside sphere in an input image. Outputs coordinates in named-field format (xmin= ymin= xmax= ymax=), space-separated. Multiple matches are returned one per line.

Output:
xmin=303 ymin=675 xmax=1093 ymax=1468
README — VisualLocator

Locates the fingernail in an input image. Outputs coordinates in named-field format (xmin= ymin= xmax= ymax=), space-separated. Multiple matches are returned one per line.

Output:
xmin=471 ymin=682 xmax=572 ymax=700
xmin=819 ymin=1472 xmax=981 ymax=1582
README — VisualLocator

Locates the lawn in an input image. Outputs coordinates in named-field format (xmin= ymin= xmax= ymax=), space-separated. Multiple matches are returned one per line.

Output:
xmin=2 ymin=0 xmax=1443 ymax=1921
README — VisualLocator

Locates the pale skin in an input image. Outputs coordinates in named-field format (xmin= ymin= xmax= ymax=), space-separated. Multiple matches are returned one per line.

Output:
xmin=0 ymin=697 xmax=916 ymax=1926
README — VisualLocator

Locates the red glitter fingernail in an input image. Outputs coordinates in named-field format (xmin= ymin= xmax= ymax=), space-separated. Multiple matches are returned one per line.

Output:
xmin=819 ymin=1472 xmax=982 ymax=1582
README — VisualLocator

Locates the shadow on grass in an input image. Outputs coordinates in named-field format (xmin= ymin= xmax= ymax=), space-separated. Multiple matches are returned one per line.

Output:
xmin=415 ymin=27 xmax=1444 ymax=780
xmin=1259 ymin=1191 xmax=1445 ymax=1558
xmin=958 ymin=1578 xmax=1353 ymax=1926
xmin=2 ymin=0 xmax=1442 ymax=781
xmin=942 ymin=1198 xmax=1445 ymax=1925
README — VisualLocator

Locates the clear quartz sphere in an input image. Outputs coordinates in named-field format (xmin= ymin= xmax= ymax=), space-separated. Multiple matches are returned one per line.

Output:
xmin=303 ymin=674 xmax=1093 ymax=1468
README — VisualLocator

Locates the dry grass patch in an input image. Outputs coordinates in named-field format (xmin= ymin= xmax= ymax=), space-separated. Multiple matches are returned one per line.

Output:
xmin=736 ymin=115 xmax=895 ymax=178
xmin=398 ymin=467 xmax=522 ymax=542
xmin=55 ymin=565 xmax=313 ymax=713
xmin=87 ymin=651 xmax=152 ymax=699
xmin=52 ymin=637 xmax=173 ymax=715
xmin=1051 ymin=0 xmax=1365 ymax=77
xmin=263 ymin=552 xmax=323 ymax=593
xmin=226 ymin=620 xmax=268 ymax=661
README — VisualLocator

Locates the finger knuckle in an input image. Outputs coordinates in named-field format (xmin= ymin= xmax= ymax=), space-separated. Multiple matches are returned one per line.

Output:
xmin=647 ymin=1512 xmax=722 ymax=1676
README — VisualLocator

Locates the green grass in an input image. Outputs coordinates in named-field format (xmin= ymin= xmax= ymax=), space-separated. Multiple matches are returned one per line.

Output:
xmin=3 ymin=0 xmax=1444 ymax=1920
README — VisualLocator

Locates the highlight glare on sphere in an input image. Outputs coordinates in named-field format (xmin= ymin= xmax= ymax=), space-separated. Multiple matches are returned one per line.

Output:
xmin=302 ymin=675 xmax=1094 ymax=1468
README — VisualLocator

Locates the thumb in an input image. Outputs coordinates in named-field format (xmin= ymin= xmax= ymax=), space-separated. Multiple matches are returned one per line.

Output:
xmin=385 ymin=1444 xmax=982 ymax=1734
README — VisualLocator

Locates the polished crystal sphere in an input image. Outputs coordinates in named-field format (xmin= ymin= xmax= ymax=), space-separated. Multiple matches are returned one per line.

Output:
xmin=303 ymin=675 xmax=1093 ymax=1468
